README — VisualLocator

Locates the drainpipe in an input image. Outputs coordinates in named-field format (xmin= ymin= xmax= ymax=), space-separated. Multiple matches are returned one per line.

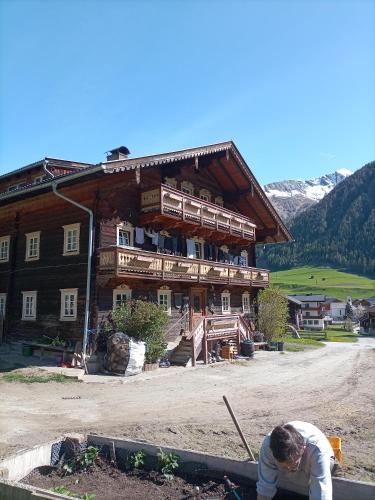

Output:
xmin=43 ymin=160 xmax=94 ymax=361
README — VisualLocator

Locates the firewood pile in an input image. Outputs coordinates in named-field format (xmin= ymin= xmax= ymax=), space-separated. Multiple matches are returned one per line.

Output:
xmin=105 ymin=332 xmax=130 ymax=374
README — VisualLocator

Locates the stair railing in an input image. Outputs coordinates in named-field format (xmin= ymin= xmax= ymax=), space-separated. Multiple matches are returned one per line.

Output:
xmin=188 ymin=317 xmax=205 ymax=367
xmin=164 ymin=311 xmax=190 ymax=337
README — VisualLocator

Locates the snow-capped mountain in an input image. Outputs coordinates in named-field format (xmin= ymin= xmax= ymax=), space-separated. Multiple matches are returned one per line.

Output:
xmin=264 ymin=168 xmax=352 ymax=222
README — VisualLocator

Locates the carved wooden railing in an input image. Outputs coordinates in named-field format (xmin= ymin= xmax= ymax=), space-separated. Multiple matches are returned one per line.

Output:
xmin=99 ymin=247 xmax=269 ymax=287
xmin=141 ymin=184 xmax=256 ymax=241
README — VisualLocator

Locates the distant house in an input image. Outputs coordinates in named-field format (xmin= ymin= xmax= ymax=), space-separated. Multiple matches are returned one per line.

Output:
xmin=288 ymin=294 xmax=335 ymax=330
xmin=330 ymin=301 xmax=347 ymax=321
xmin=286 ymin=296 xmax=303 ymax=329
xmin=360 ymin=306 xmax=375 ymax=335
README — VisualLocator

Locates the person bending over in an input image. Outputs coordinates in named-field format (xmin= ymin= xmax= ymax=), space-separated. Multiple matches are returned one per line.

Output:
xmin=257 ymin=421 xmax=334 ymax=500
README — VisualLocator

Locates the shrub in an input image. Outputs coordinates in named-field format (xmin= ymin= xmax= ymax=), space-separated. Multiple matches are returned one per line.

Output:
xmin=111 ymin=300 xmax=168 ymax=363
xmin=257 ymin=287 xmax=288 ymax=342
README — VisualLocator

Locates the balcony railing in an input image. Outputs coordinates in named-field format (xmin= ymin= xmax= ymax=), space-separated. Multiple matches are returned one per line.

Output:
xmin=140 ymin=184 xmax=256 ymax=242
xmin=99 ymin=247 xmax=269 ymax=287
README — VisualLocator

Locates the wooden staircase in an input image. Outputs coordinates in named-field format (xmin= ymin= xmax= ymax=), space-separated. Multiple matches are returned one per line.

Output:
xmin=169 ymin=314 xmax=252 ymax=367
xmin=169 ymin=337 xmax=194 ymax=366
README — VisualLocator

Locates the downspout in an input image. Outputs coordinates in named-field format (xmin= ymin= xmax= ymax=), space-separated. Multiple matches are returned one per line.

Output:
xmin=43 ymin=160 xmax=94 ymax=361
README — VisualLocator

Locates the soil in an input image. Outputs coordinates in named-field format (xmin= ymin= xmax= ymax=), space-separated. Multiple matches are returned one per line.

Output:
xmin=22 ymin=457 xmax=305 ymax=499
xmin=1 ymin=337 xmax=375 ymax=484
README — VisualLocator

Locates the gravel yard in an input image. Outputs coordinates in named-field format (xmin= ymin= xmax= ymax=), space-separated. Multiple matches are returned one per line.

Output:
xmin=1 ymin=337 xmax=374 ymax=483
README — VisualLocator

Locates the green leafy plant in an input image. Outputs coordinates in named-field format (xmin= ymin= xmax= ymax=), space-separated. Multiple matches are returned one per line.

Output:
xmin=128 ymin=449 xmax=146 ymax=469
xmin=157 ymin=448 xmax=180 ymax=479
xmin=257 ymin=287 xmax=288 ymax=342
xmin=62 ymin=446 xmax=100 ymax=475
xmin=50 ymin=486 xmax=95 ymax=499
xmin=111 ymin=300 xmax=168 ymax=363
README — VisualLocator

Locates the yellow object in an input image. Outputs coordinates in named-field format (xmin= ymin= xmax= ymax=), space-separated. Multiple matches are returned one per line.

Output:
xmin=326 ymin=436 xmax=343 ymax=464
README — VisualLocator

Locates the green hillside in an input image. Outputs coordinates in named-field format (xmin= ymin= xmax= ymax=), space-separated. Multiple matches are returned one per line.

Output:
xmin=271 ymin=266 xmax=375 ymax=300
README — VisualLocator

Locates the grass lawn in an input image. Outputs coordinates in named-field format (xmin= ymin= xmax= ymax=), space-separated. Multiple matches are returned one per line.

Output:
xmin=271 ymin=266 xmax=375 ymax=300
xmin=284 ymin=335 xmax=324 ymax=352
xmin=324 ymin=326 xmax=359 ymax=343
xmin=1 ymin=372 xmax=79 ymax=383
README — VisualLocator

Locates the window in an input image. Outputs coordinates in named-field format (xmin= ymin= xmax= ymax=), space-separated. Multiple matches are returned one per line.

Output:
xmin=164 ymin=177 xmax=177 ymax=188
xmin=0 ymin=293 xmax=6 ymax=318
xmin=305 ymin=311 xmax=310 ymax=317
xmin=181 ymin=181 xmax=194 ymax=196
xmin=308 ymin=320 xmax=313 ymax=325
xmin=25 ymin=231 xmax=40 ymax=261
xmin=21 ymin=291 xmax=37 ymax=320
xmin=303 ymin=320 xmax=307 ymax=325
xmin=158 ymin=288 xmax=171 ymax=315
xmin=174 ymin=293 xmax=183 ymax=309
xmin=314 ymin=320 xmax=319 ymax=325
xmin=117 ymin=222 xmax=134 ymax=247
xmin=63 ymin=223 xmax=80 ymax=255
xmin=60 ymin=289 xmax=78 ymax=321
xmin=113 ymin=288 xmax=132 ymax=308
xmin=242 ymin=292 xmax=250 ymax=313
xmin=199 ymin=189 xmax=211 ymax=202
xmin=0 ymin=235 xmax=10 ymax=262
xmin=195 ymin=242 xmax=202 ymax=259
xmin=221 ymin=290 xmax=231 ymax=314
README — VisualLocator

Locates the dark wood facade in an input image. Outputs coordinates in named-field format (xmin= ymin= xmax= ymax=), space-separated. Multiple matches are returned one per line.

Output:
xmin=0 ymin=142 xmax=292 ymax=358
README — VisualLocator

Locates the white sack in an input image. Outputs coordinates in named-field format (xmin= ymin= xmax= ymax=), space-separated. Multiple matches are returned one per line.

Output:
xmin=124 ymin=338 xmax=146 ymax=377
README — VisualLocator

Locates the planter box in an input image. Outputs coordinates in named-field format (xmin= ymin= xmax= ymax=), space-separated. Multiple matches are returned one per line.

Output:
xmin=143 ymin=363 xmax=159 ymax=372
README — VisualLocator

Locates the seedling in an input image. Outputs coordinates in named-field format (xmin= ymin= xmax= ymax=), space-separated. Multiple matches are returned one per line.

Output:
xmin=50 ymin=486 xmax=95 ymax=499
xmin=62 ymin=446 xmax=100 ymax=475
xmin=128 ymin=450 xmax=146 ymax=469
xmin=157 ymin=448 xmax=180 ymax=480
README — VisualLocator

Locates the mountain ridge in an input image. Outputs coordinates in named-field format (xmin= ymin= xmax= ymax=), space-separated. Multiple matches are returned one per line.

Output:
xmin=258 ymin=161 xmax=375 ymax=277
xmin=264 ymin=169 xmax=352 ymax=222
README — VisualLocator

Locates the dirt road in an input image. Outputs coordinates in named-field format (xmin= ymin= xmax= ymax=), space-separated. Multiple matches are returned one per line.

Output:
xmin=1 ymin=338 xmax=374 ymax=482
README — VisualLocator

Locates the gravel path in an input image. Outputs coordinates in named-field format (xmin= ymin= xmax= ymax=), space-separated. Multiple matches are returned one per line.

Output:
xmin=1 ymin=337 xmax=374 ymax=482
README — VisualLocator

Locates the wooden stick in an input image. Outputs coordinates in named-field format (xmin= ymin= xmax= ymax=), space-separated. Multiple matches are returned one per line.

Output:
xmin=223 ymin=395 xmax=255 ymax=462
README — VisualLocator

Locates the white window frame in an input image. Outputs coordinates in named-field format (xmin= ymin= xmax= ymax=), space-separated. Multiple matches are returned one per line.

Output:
xmin=0 ymin=293 xmax=6 ymax=318
xmin=60 ymin=288 xmax=78 ymax=321
xmin=215 ymin=196 xmax=224 ymax=206
xmin=193 ymin=237 xmax=205 ymax=260
xmin=221 ymin=290 xmax=231 ymax=314
xmin=158 ymin=288 xmax=172 ymax=315
xmin=25 ymin=231 xmax=40 ymax=261
xmin=113 ymin=288 xmax=132 ymax=309
xmin=181 ymin=180 xmax=194 ymax=195
xmin=242 ymin=292 xmax=251 ymax=313
xmin=21 ymin=291 xmax=37 ymax=321
xmin=63 ymin=223 xmax=80 ymax=256
xmin=199 ymin=189 xmax=211 ymax=202
xmin=0 ymin=235 xmax=10 ymax=262
xmin=117 ymin=222 xmax=134 ymax=247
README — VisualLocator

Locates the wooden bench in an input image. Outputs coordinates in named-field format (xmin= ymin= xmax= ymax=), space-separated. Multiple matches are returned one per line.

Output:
xmin=23 ymin=342 xmax=75 ymax=362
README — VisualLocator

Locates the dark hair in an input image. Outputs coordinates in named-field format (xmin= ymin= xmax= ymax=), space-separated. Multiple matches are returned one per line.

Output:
xmin=270 ymin=424 xmax=305 ymax=462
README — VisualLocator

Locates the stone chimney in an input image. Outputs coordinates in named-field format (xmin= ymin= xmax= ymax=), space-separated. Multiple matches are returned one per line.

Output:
xmin=106 ymin=146 xmax=130 ymax=161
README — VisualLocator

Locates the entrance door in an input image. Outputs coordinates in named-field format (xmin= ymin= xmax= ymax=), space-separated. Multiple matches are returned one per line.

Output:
xmin=190 ymin=288 xmax=206 ymax=328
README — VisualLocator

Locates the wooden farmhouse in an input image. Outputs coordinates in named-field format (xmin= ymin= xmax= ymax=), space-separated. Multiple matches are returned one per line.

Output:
xmin=0 ymin=142 xmax=291 ymax=365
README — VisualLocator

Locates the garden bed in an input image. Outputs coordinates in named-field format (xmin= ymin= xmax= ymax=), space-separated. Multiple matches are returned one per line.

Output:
xmin=22 ymin=455 xmax=303 ymax=500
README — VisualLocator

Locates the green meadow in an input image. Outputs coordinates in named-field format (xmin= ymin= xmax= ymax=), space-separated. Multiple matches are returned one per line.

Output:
xmin=271 ymin=267 xmax=375 ymax=300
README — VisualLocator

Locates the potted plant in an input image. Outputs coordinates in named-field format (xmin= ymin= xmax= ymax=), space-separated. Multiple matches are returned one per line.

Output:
xmin=112 ymin=299 xmax=168 ymax=371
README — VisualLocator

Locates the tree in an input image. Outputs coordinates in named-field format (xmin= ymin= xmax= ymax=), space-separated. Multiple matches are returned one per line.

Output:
xmin=344 ymin=301 xmax=354 ymax=332
xmin=257 ymin=287 xmax=289 ymax=342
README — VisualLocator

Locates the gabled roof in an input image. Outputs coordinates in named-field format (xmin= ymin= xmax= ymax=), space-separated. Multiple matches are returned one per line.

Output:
xmin=289 ymin=294 xmax=336 ymax=302
xmin=0 ymin=141 xmax=292 ymax=242
xmin=287 ymin=296 xmax=303 ymax=305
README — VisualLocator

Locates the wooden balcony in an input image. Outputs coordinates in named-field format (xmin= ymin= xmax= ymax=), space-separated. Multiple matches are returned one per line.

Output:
xmin=99 ymin=246 xmax=269 ymax=287
xmin=140 ymin=184 xmax=256 ymax=243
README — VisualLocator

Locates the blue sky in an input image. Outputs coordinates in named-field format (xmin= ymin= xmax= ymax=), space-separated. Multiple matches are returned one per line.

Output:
xmin=0 ymin=0 xmax=374 ymax=184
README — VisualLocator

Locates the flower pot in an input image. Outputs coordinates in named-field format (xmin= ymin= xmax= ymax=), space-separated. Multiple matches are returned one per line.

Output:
xmin=277 ymin=341 xmax=284 ymax=352
xmin=268 ymin=341 xmax=278 ymax=351
xmin=143 ymin=362 xmax=159 ymax=372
